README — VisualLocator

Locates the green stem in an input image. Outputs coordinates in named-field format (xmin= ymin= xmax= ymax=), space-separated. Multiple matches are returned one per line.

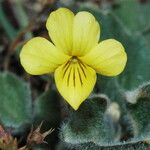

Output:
xmin=0 ymin=3 xmax=17 ymax=40
xmin=12 ymin=0 xmax=32 ymax=39
xmin=19 ymin=146 xmax=30 ymax=150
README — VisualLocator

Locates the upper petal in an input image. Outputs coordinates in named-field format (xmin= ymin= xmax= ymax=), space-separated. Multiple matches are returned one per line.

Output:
xmin=72 ymin=11 xmax=100 ymax=56
xmin=20 ymin=37 xmax=70 ymax=75
xmin=80 ymin=39 xmax=127 ymax=76
xmin=54 ymin=60 xmax=96 ymax=110
xmin=46 ymin=8 xmax=74 ymax=55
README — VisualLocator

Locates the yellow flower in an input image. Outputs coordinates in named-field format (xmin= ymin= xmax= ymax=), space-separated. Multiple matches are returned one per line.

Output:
xmin=20 ymin=8 xmax=127 ymax=110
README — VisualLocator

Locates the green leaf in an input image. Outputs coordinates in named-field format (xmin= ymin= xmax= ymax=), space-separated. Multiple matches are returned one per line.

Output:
xmin=34 ymin=88 xmax=61 ymax=126
xmin=110 ymin=13 xmax=150 ymax=90
xmin=114 ymin=0 xmax=150 ymax=34
xmin=117 ymin=36 xmax=150 ymax=90
xmin=0 ymin=72 xmax=32 ymax=132
xmin=74 ymin=142 xmax=150 ymax=150
xmin=60 ymin=95 xmax=121 ymax=146
xmin=126 ymin=83 xmax=150 ymax=142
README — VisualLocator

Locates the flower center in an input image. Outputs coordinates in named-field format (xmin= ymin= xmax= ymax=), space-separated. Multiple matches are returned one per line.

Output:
xmin=71 ymin=56 xmax=78 ymax=63
xmin=62 ymin=56 xmax=87 ymax=87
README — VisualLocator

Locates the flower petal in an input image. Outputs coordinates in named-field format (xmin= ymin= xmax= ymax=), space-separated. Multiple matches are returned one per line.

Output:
xmin=20 ymin=37 xmax=70 ymax=75
xmin=46 ymin=8 xmax=74 ymax=55
xmin=80 ymin=39 xmax=127 ymax=76
xmin=72 ymin=11 xmax=100 ymax=56
xmin=54 ymin=61 xmax=96 ymax=110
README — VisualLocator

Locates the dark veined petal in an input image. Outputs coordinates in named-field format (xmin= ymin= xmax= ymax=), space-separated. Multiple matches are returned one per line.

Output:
xmin=54 ymin=60 xmax=96 ymax=110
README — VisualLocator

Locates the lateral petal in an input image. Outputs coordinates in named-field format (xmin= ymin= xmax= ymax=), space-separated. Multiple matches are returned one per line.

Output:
xmin=80 ymin=39 xmax=127 ymax=76
xmin=54 ymin=61 xmax=96 ymax=110
xmin=20 ymin=37 xmax=70 ymax=75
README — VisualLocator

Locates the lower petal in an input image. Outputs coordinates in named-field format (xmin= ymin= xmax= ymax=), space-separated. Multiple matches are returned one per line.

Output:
xmin=54 ymin=60 xmax=96 ymax=110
